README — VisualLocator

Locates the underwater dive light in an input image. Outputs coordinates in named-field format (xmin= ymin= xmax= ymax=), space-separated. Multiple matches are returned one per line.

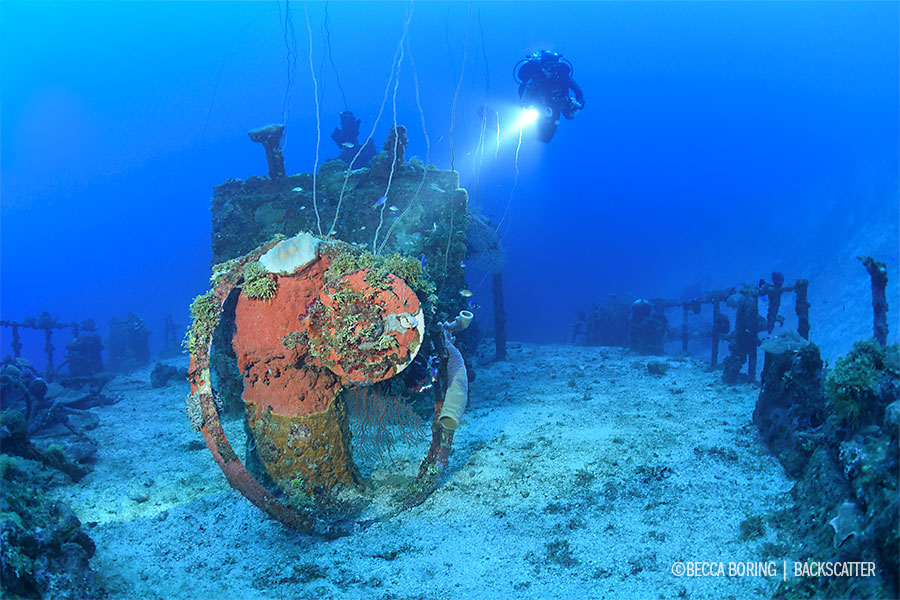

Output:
xmin=516 ymin=107 xmax=540 ymax=130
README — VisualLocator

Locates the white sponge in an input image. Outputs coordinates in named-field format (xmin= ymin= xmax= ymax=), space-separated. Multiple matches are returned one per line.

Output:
xmin=259 ymin=232 xmax=321 ymax=274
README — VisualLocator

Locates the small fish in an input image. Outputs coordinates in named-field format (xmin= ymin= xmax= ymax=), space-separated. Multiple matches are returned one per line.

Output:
xmin=460 ymin=289 xmax=473 ymax=298
xmin=467 ymin=300 xmax=481 ymax=310
xmin=460 ymin=261 xmax=466 ymax=268
xmin=292 ymin=186 xmax=303 ymax=192
xmin=420 ymin=254 xmax=426 ymax=268
xmin=388 ymin=205 xmax=398 ymax=212
xmin=373 ymin=195 xmax=387 ymax=209
xmin=341 ymin=142 xmax=355 ymax=149
xmin=300 ymin=206 xmax=306 ymax=210
xmin=432 ymin=222 xmax=438 ymax=232
xmin=360 ymin=225 xmax=366 ymax=230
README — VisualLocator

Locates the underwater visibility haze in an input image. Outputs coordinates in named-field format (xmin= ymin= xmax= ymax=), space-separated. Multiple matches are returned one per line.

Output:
xmin=1 ymin=1 xmax=898 ymax=599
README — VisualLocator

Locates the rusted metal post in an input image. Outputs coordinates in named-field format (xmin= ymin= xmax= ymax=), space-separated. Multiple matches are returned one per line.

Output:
xmin=682 ymin=304 xmax=689 ymax=354
xmin=43 ymin=327 xmax=55 ymax=382
xmin=794 ymin=279 xmax=810 ymax=340
xmin=492 ymin=272 xmax=507 ymax=361
xmin=766 ymin=287 xmax=782 ymax=333
xmin=858 ymin=256 xmax=888 ymax=345
xmin=247 ymin=124 xmax=286 ymax=180
xmin=747 ymin=293 xmax=760 ymax=381
xmin=711 ymin=300 xmax=721 ymax=367
xmin=10 ymin=324 xmax=22 ymax=358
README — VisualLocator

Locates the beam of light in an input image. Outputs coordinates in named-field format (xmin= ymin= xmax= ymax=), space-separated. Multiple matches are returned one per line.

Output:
xmin=496 ymin=105 xmax=539 ymax=146
xmin=516 ymin=107 xmax=540 ymax=129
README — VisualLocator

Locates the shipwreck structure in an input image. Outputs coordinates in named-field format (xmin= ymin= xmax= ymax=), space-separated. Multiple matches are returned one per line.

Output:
xmin=188 ymin=123 xmax=479 ymax=533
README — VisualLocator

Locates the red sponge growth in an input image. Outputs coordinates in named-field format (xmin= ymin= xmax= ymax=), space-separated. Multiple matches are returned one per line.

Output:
xmin=307 ymin=268 xmax=425 ymax=385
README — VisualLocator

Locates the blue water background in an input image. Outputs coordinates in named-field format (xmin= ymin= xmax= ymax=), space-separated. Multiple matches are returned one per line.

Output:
xmin=2 ymin=1 xmax=897 ymax=370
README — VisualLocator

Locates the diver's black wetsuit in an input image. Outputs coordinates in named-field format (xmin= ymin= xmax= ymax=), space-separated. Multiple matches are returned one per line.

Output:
xmin=517 ymin=51 xmax=584 ymax=141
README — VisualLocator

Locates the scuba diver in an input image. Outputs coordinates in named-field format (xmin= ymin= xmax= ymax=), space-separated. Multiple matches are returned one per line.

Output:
xmin=514 ymin=50 xmax=584 ymax=142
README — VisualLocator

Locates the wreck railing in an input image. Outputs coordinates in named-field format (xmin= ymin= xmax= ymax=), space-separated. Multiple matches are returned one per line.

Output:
xmin=643 ymin=278 xmax=809 ymax=381
xmin=611 ymin=256 xmax=888 ymax=383
xmin=0 ymin=313 xmax=87 ymax=381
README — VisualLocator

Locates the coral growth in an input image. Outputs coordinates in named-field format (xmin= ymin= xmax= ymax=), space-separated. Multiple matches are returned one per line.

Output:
xmin=240 ymin=261 xmax=277 ymax=300
xmin=1 ymin=468 xmax=102 ymax=599
xmin=195 ymin=125 xmax=476 ymax=527
xmin=208 ymin=154 xmax=467 ymax=324
xmin=630 ymin=300 xmax=667 ymax=355
xmin=231 ymin=253 xmax=359 ymax=497
xmin=825 ymin=340 xmax=899 ymax=429
xmin=306 ymin=268 xmax=424 ymax=385
xmin=184 ymin=291 xmax=220 ymax=356
xmin=755 ymin=336 xmax=826 ymax=476
xmin=322 ymin=246 xmax=436 ymax=312
xmin=757 ymin=338 xmax=899 ymax=600
xmin=383 ymin=125 xmax=408 ymax=166
xmin=1 ymin=361 xmax=104 ymax=598
xmin=187 ymin=235 xmax=439 ymax=526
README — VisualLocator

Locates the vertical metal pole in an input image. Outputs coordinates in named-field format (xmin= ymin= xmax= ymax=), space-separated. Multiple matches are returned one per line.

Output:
xmin=492 ymin=272 xmax=507 ymax=361
xmin=711 ymin=301 xmax=720 ymax=367
xmin=44 ymin=328 xmax=55 ymax=382
xmin=795 ymin=279 xmax=810 ymax=340
xmin=859 ymin=256 xmax=888 ymax=345
xmin=11 ymin=325 xmax=22 ymax=358
xmin=747 ymin=294 xmax=759 ymax=382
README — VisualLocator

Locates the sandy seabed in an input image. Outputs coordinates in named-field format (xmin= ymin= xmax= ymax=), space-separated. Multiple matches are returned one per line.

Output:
xmin=56 ymin=344 xmax=794 ymax=600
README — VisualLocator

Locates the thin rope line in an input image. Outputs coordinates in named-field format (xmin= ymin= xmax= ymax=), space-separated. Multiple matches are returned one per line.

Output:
xmin=200 ymin=7 xmax=267 ymax=156
xmin=443 ymin=0 xmax=473 ymax=284
xmin=373 ymin=26 xmax=407 ymax=254
xmin=496 ymin=129 xmax=522 ymax=239
xmin=281 ymin=0 xmax=298 ymax=148
xmin=305 ymin=2 xmax=323 ymax=236
xmin=377 ymin=37 xmax=430 ymax=256
xmin=471 ymin=7 xmax=490 ymax=214
xmin=444 ymin=3 xmax=457 ymax=87
xmin=448 ymin=0 xmax=472 ymax=174
xmin=329 ymin=2 xmax=413 ymax=239
xmin=323 ymin=0 xmax=348 ymax=110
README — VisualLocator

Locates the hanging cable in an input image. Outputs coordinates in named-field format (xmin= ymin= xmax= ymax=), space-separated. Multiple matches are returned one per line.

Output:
xmin=323 ymin=0 xmax=349 ymax=111
xmin=329 ymin=2 xmax=413 ymax=239
xmin=372 ymin=24 xmax=408 ymax=254
xmin=471 ymin=7 xmax=491 ymax=214
xmin=280 ymin=0 xmax=298 ymax=146
xmin=444 ymin=3 xmax=458 ymax=88
xmin=304 ymin=2 xmax=323 ymax=236
xmin=442 ymin=0 xmax=473 ymax=284
xmin=377 ymin=37 xmax=431 ymax=256
xmin=495 ymin=129 xmax=522 ymax=240
xmin=200 ymin=7 xmax=268 ymax=156
xmin=480 ymin=10 xmax=500 ymax=161
xmin=317 ymin=8 xmax=329 ymax=116
xmin=448 ymin=0 xmax=473 ymax=174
